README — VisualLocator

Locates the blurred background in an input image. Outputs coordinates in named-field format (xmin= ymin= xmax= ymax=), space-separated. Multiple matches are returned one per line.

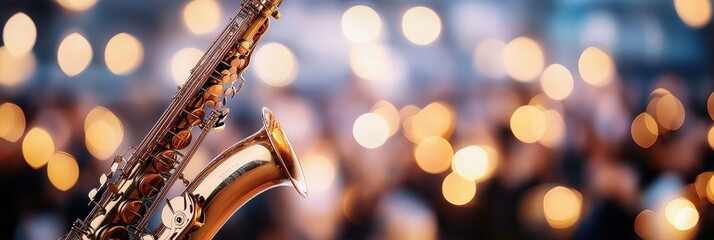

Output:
xmin=1 ymin=0 xmax=714 ymax=239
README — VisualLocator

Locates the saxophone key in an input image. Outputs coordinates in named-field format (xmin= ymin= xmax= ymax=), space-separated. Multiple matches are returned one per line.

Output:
xmin=237 ymin=40 xmax=251 ymax=54
xmin=153 ymin=150 xmax=176 ymax=173
xmin=229 ymin=73 xmax=238 ymax=83
xmin=119 ymin=198 xmax=146 ymax=224
xmin=205 ymin=100 xmax=215 ymax=109
xmin=203 ymin=84 xmax=224 ymax=103
xmin=87 ymin=188 xmax=98 ymax=201
xmin=97 ymin=225 xmax=130 ymax=240
xmin=171 ymin=129 xmax=192 ymax=150
xmin=186 ymin=108 xmax=205 ymax=127
xmin=137 ymin=172 xmax=165 ymax=197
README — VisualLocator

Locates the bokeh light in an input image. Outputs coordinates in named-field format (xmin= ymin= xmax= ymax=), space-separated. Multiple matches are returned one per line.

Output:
xmin=502 ymin=37 xmax=545 ymax=82
xmin=352 ymin=113 xmax=390 ymax=149
xmin=401 ymin=6 xmax=441 ymax=45
xmin=674 ymin=0 xmax=712 ymax=28
xmin=442 ymin=172 xmax=476 ymax=206
xmin=253 ymin=43 xmax=298 ymax=87
xmin=183 ymin=0 xmax=221 ymax=35
xmin=349 ymin=43 xmax=403 ymax=84
xmin=578 ymin=47 xmax=614 ymax=86
xmin=371 ymin=101 xmax=401 ymax=137
xmin=543 ymin=186 xmax=582 ymax=229
xmin=540 ymin=64 xmax=574 ymax=100
xmin=170 ymin=47 xmax=204 ymax=85
xmin=302 ymin=154 xmax=336 ymax=193
xmin=57 ymin=32 xmax=93 ymax=77
xmin=451 ymin=145 xmax=489 ymax=182
xmin=654 ymin=93 xmax=685 ymax=131
xmin=664 ymin=198 xmax=699 ymax=231
xmin=0 ymin=46 xmax=36 ymax=87
xmin=634 ymin=210 xmax=655 ymax=239
xmin=403 ymin=102 xmax=455 ymax=143
xmin=707 ymin=176 xmax=714 ymax=203
xmin=3 ymin=12 xmax=36 ymax=56
xmin=105 ymin=33 xmax=144 ymax=75
xmin=22 ymin=127 xmax=55 ymax=170
xmin=631 ymin=112 xmax=658 ymax=148
xmin=56 ymin=0 xmax=97 ymax=11
xmin=414 ymin=136 xmax=453 ymax=174
xmin=84 ymin=106 xmax=124 ymax=160
xmin=510 ymin=105 xmax=546 ymax=143
xmin=341 ymin=5 xmax=382 ymax=44
xmin=46 ymin=152 xmax=79 ymax=191
xmin=0 ymin=102 xmax=26 ymax=142
xmin=474 ymin=38 xmax=506 ymax=79
xmin=539 ymin=110 xmax=566 ymax=148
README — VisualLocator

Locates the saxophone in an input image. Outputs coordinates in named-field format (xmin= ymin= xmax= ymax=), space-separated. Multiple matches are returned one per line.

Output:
xmin=62 ymin=0 xmax=307 ymax=239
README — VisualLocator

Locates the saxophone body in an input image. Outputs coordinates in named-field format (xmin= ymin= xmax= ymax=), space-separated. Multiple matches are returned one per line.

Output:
xmin=63 ymin=0 xmax=307 ymax=239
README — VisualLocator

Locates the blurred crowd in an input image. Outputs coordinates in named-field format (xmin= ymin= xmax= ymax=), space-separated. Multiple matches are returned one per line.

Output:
xmin=1 ymin=0 xmax=714 ymax=239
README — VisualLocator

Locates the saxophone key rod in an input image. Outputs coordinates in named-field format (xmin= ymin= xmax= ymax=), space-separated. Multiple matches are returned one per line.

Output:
xmin=133 ymin=111 xmax=221 ymax=235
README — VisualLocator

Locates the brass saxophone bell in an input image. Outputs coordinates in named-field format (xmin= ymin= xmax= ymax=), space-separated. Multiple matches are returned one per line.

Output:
xmin=154 ymin=107 xmax=307 ymax=239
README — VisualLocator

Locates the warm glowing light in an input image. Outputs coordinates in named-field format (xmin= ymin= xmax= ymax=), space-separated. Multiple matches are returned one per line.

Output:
xmin=401 ymin=6 xmax=441 ymax=45
xmin=57 ymin=33 xmax=93 ymax=77
xmin=540 ymin=64 xmax=573 ymax=101
xmin=708 ymin=126 xmax=714 ymax=150
xmin=0 ymin=46 xmax=36 ymax=87
xmin=529 ymin=94 xmax=564 ymax=113
xmin=674 ymin=0 xmax=712 ymax=28
xmin=3 ymin=12 xmax=36 ymax=56
xmin=664 ymin=198 xmax=699 ymax=231
xmin=578 ymin=47 xmax=614 ymax=86
xmin=85 ymin=106 xmax=124 ymax=160
xmin=302 ymin=155 xmax=336 ymax=193
xmin=349 ymin=43 xmax=399 ymax=82
xmin=183 ymin=0 xmax=221 ymax=35
xmin=539 ymin=110 xmax=565 ymax=148
xmin=474 ymin=39 xmax=506 ymax=79
xmin=0 ymin=102 xmax=25 ymax=142
xmin=171 ymin=47 xmax=204 ymax=85
xmin=414 ymin=136 xmax=453 ymax=174
xmin=654 ymin=93 xmax=685 ymax=131
xmin=510 ymin=105 xmax=546 ymax=143
xmin=708 ymin=91 xmax=714 ymax=120
xmin=631 ymin=113 xmax=658 ymax=148
xmin=57 ymin=0 xmax=97 ymax=11
xmin=707 ymin=176 xmax=714 ymax=203
xmin=442 ymin=172 xmax=476 ymax=205
xmin=502 ymin=37 xmax=545 ymax=82
xmin=543 ymin=186 xmax=582 ymax=229
xmin=403 ymin=102 xmax=455 ymax=143
xmin=451 ymin=146 xmax=490 ymax=182
xmin=253 ymin=43 xmax=298 ymax=87
xmin=341 ymin=5 xmax=382 ymax=43
xmin=371 ymin=101 xmax=400 ymax=136
xmin=634 ymin=210 xmax=655 ymax=240
xmin=353 ymin=113 xmax=390 ymax=149
xmin=47 ymin=152 xmax=79 ymax=191
xmin=105 ymin=33 xmax=143 ymax=75
xmin=22 ymin=127 xmax=55 ymax=169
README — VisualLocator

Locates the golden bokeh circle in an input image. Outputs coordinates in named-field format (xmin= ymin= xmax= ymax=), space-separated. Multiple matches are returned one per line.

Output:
xmin=442 ymin=172 xmax=476 ymax=205
xmin=47 ymin=151 xmax=79 ymax=191
xmin=22 ymin=127 xmax=55 ymax=169
xmin=414 ymin=136 xmax=453 ymax=174
xmin=502 ymin=37 xmax=545 ymax=82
